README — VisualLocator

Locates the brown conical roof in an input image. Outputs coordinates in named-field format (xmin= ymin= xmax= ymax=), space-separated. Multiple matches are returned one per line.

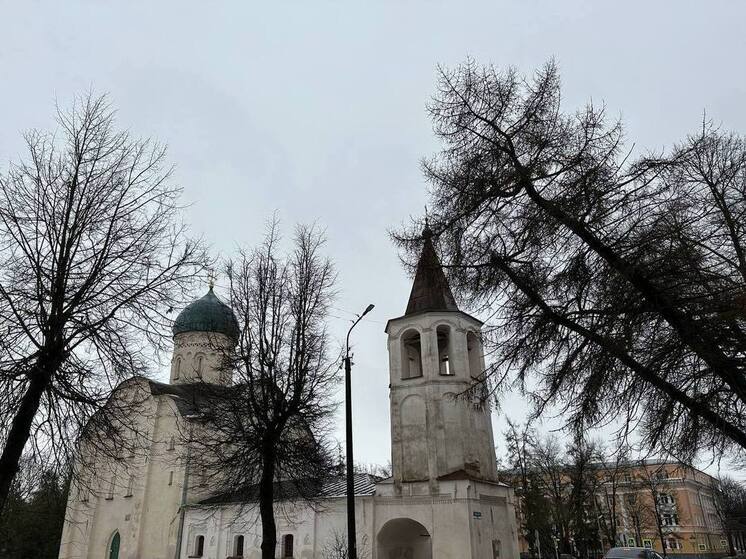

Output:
xmin=405 ymin=226 xmax=459 ymax=315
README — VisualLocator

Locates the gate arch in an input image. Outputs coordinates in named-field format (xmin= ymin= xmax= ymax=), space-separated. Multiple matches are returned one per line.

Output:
xmin=377 ymin=518 xmax=432 ymax=559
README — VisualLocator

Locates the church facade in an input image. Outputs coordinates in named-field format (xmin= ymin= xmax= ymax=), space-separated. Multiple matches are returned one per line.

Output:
xmin=58 ymin=231 xmax=519 ymax=559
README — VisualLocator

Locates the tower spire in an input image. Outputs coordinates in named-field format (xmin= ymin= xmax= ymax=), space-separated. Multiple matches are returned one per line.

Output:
xmin=404 ymin=226 xmax=458 ymax=315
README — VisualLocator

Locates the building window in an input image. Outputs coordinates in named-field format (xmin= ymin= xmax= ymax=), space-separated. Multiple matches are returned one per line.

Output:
xmin=624 ymin=473 xmax=632 ymax=483
xmin=193 ymin=535 xmax=205 ymax=557
xmin=698 ymin=543 xmax=707 ymax=551
xmin=234 ymin=535 xmax=244 ymax=556
xmin=642 ymin=539 xmax=653 ymax=549
xmin=661 ymin=513 xmax=679 ymax=526
xmin=195 ymin=354 xmax=204 ymax=378
xmin=627 ymin=538 xmax=636 ymax=547
xmin=106 ymin=475 xmax=115 ymax=500
xmin=437 ymin=325 xmax=454 ymax=376
xmin=167 ymin=436 xmax=175 ymax=451
xmin=173 ymin=356 xmax=181 ymax=380
xmin=282 ymin=534 xmax=294 ymax=558
xmin=666 ymin=539 xmax=681 ymax=550
xmin=400 ymin=329 xmax=423 ymax=379
xmin=168 ymin=471 xmax=174 ymax=486
xmin=124 ymin=475 xmax=134 ymax=497
xmin=720 ymin=540 xmax=728 ymax=548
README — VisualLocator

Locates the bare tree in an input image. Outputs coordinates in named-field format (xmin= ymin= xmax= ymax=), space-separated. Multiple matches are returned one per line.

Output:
xmin=633 ymin=462 xmax=679 ymax=557
xmin=532 ymin=434 xmax=572 ymax=553
xmin=396 ymin=59 xmax=746 ymax=462
xmin=0 ymin=93 xmax=206 ymax=512
xmin=321 ymin=528 xmax=370 ymax=559
xmin=186 ymin=222 xmax=338 ymax=559
xmin=596 ymin=445 xmax=631 ymax=548
xmin=712 ymin=476 xmax=746 ymax=556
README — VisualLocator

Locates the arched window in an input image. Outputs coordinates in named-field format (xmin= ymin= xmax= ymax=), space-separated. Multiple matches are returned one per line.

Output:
xmin=167 ymin=435 xmax=175 ymax=451
xmin=282 ymin=534 xmax=294 ymax=558
xmin=437 ymin=325 xmax=454 ymax=376
xmin=173 ymin=356 xmax=181 ymax=380
xmin=108 ymin=531 xmax=120 ymax=559
xmin=234 ymin=534 xmax=244 ymax=556
xmin=400 ymin=329 xmax=423 ymax=379
xmin=124 ymin=475 xmax=134 ymax=497
xmin=194 ymin=535 xmax=205 ymax=557
xmin=466 ymin=331 xmax=482 ymax=379
xmin=195 ymin=354 xmax=204 ymax=378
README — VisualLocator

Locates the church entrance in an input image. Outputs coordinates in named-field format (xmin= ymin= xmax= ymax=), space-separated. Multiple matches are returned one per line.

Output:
xmin=108 ymin=531 xmax=120 ymax=559
xmin=377 ymin=518 xmax=432 ymax=559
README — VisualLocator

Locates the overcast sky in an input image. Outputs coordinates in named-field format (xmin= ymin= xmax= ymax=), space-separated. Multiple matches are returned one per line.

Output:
xmin=2 ymin=1 xmax=745 ymax=476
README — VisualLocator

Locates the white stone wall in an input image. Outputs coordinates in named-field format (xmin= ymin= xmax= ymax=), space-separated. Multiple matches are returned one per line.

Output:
xmin=171 ymin=331 xmax=233 ymax=385
xmin=386 ymin=311 xmax=498 ymax=485
xmin=180 ymin=496 xmax=375 ymax=559
xmin=58 ymin=382 xmax=191 ymax=559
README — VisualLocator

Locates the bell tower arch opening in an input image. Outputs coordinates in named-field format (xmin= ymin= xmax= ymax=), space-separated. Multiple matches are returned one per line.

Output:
xmin=401 ymin=329 xmax=423 ymax=379
xmin=436 ymin=324 xmax=454 ymax=376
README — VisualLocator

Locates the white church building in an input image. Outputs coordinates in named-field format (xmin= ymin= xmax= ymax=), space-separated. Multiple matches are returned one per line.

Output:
xmin=58 ymin=229 xmax=519 ymax=559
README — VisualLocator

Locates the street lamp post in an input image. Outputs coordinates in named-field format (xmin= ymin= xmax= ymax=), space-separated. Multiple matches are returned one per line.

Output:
xmin=344 ymin=303 xmax=374 ymax=559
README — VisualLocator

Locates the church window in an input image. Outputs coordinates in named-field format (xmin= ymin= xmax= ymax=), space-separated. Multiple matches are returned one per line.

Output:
xmin=282 ymin=534 xmax=294 ymax=558
xmin=466 ymin=331 xmax=482 ymax=379
xmin=199 ymin=467 xmax=207 ymax=486
xmin=168 ymin=436 xmax=175 ymax=451
xmin=400 ymin=329 xmax=423 ymax=379
xmin=193 ymin=535 xmax=205 ymax=556
xmin=173 ymin=356 xmax=181 ymax=380
xmin=234 ymin=534 xmax=244 ymax=556
xmin=168 ymin=471 xmax=174 ymax=486
xmin=124 ymin=475 xmax=134 ymax=497
xmin=437 ymin=325 xmax=454 ymax=376
xmin=106 ymin=475 xmax=115 ymax=500
xmin=195 ymin=354 xmax=204 ymax=378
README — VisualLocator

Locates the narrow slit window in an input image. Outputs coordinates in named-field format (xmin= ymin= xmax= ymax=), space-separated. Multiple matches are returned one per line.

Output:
xmin=283 ymin=534 xmax=294 ymax=558
xmin=194 ymin=535 xmax=205 ymax=556
xmin=234 ymin=534 xmax=244 ymax=556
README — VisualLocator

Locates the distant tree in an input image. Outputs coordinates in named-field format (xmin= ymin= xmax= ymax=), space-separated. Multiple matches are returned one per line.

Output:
xmin=595 ymin=444 xmax=631 ymax=548
xmin=532 ymin=434 xmax=572 ymax=553
xmin=633 ymin=462 xmax=679 ymax=557
xmin=0 ymin=93 xmax=206 ymax=511
xmin=321 ymin=528 xmax=370 ymax=559
xmin=0 ymin=457 xmax=68 ymax=558
xmin=712 ymin=476 xmax=746 ymax=556
xmin=504 ymin=420 xmax=551 ymax=557
xmin=397 ymin=59 xmax=746 ymax=462
xmin=566 ymin=436 xmax=601 ymax=559
xmin=186 ymin=222 xmax=338 ymax=559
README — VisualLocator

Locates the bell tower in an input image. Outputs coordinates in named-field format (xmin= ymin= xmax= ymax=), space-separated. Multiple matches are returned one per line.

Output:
xmin=385 ymin=227 xmax=498 ymax=486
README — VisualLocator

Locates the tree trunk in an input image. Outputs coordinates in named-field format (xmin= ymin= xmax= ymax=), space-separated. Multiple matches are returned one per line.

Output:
xmin=0 ymin=363 xmax=53 ymax=512
xmin=259 ymin=444 xmax=277 ymax=559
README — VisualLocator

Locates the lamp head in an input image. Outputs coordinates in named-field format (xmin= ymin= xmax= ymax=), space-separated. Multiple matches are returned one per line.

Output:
xmin=363 ymin=304 xmax=375 ymax=316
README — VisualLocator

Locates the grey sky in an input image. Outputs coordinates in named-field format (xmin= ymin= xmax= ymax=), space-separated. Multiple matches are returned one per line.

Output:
xmin=2 ymin=1 xmax=745 ymax=474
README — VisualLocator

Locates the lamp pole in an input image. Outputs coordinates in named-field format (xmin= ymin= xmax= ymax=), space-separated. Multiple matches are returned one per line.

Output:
xmin=344 ymin=303 xmax=374 ymax=559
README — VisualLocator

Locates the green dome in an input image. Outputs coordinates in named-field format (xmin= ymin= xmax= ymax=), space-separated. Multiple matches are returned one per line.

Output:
xmin=172 ymin=287 xmax=240 ymax=340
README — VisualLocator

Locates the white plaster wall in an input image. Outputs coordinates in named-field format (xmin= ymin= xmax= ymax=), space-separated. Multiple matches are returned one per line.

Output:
xmin=180 ymin=496 xmax=375 ymax=559
xmin=171 ymin=331 xmax=233 ymax=385
xmin=386 ymin=311 xmax=498 ymax=484
xmin=58 ymin=382 xmax=191 ymax=559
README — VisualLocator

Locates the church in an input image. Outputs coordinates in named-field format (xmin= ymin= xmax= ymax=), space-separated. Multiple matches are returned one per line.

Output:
xmin=58 ymin=231 xmax=519 ymax=559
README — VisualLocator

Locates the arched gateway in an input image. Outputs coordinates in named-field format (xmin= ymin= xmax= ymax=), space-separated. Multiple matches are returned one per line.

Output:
xmin=377 ymin=518 xmax=432 ymax=559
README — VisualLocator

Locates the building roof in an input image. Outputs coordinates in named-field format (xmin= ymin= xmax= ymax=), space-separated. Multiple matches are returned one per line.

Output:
xmin=196 ymin=473 xmax=379 ymax=506
xmin=172 ymin=287 xmax=240 ymax=341
xmin=404 ymin=226 xmax=459 ymax=316
xmin=148 ymin=379 xmax=232 ymax=417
